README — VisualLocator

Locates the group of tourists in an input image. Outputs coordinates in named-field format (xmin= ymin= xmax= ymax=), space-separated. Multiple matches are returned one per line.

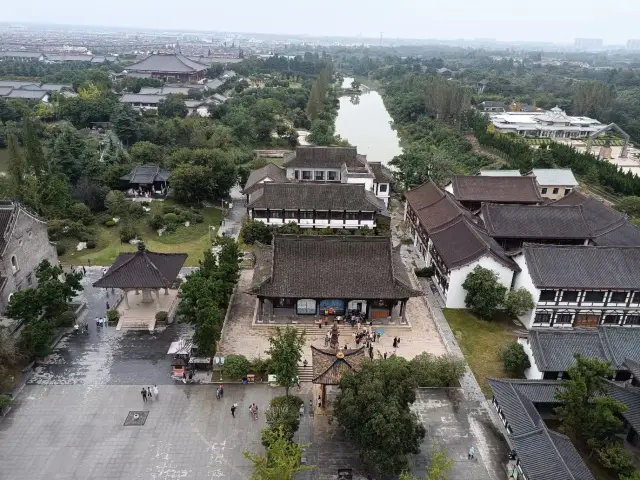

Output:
xmin=140 ymin=385 xmax=159 ymax=402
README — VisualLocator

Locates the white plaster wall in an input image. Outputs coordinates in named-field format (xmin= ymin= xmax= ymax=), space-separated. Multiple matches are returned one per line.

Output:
xmin=445 ymin=255 xmax=515 ymax=309
xmin=513 ymin=253 xmax=541 ymax=329
xmin=345 ymin=176 xmax=374 ymax=191
xmin=518 ymin=337 xmax=543 ymax=380
xmin=444 ymin=183 xmax=454 ymax=194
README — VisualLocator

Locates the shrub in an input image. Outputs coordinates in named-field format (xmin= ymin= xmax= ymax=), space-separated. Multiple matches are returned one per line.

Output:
xmin=240 ymin=219 xmax=273 ymax=245
xmin=163 ymin=205 xmax=176 ymax=214
xmin=155 ymin=311 xmax=168 ymax=324
xmin=57 ymin=310 xmax=76 ymax=327
xmin=107 ymin=309 xmax=120 ymax=323
xmin=409 ymin=352 xmax=466 ymax=387
xmin=0 ymin=395 xmax=11 ymax=409
xmin=164 ymin=222 xmax=177 ymax=233
xmin=501 ymin=341 xmax=531 ymax=377
xmin=596 ymin=443 xmax=635 ymax=476
xmin=462 ymin=266 xmax=507 ymax=319
xmin=77 ymin=232 xmax=91 ymax=242
xmin=163 ymin=213 xmax=179 ymax=224
xmin=104 ymin=219 xmax=116 ymax=227
xmin=86 ymin=240 xmax=96 ymax=249
xmin=250 ymin=357 xmax=272 ymax=381
xmin=128 ymin=202 xmax=144 ymax=218
xmin=119 ymin=224 xmax=137 ymax=243
xmin=415 ymin=266 xmax=435 ymax=278
xmin=140 ymin=201 xmax=150 ymax=207
xmin=148 ymin=214 xmax=165 ymax=230
xmin=56 ymin=243 xmax=66 ymax=256
xmin=223 ymin=354 xmax=251 ymax=380
xmin=504 ymin=288 xmax=535 ymax=317
xmin=193 ymin=213 xmax=204 ymax=223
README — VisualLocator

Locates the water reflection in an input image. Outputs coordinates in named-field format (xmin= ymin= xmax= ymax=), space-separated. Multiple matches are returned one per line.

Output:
xmin=335 ymin=77 xmax=402 ymax=166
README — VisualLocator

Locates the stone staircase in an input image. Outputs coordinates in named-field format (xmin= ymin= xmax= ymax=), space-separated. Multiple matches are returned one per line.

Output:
xmin=253 ymin=323 xmax=411 ymax=338
xmin=297 ymin=364 xmax=314 ymax=383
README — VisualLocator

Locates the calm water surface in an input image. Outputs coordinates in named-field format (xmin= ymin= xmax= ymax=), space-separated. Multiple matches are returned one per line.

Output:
xmin=334 ymin=77 xmax=402 ymax=166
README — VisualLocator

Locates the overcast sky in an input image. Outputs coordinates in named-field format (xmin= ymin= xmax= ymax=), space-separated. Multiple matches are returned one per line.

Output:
xmin=5 ymin=0 xmax=640 ymax=44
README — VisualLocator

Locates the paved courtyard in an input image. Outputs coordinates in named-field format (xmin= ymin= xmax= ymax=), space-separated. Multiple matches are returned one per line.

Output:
xmin=0 ymin=384 xmax=284 ymax=480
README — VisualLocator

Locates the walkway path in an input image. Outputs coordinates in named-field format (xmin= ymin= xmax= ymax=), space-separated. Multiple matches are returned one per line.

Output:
xmin=216 ymin=185 xmax=245 ymax=240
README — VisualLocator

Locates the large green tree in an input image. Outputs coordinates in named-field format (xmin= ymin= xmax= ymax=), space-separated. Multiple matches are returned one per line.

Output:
xmin=334 ymin=357 xmax=426 ymax=475
xmin=265 ymin=327 xmax=305 ymax=397
xmin=6 ymin=130 xmax=27 ymax=200
xmin=22 ymin=117 xmax=47 ymax=177
xmin=158 ymin=95 xmax=188 ymax=118
xmin=461 ymin=266 xmax=507 ymax=319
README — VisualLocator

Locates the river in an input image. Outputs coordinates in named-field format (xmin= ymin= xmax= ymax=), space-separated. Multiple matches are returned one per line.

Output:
xmin=334 ymin=77 xmax=402 ymax=166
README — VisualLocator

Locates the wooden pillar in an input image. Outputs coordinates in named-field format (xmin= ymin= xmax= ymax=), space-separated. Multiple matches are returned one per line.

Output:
xmin=259 ymin=298 xmax=264 ymax=322
xmin=321 ymin=384 xmax=326 ymax=408
xmin=164 ymin=287 xmax=169 ymax=295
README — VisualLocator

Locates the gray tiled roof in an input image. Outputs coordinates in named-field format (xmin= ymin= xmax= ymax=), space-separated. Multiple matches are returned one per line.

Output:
xmin=368 ymin=162 xmax=393 ymax=183
xmin=6 ymin=89 xmax=48 ymax=100
xmin=127 ymin=54 xmax=208 ymax=73
xmin=206 ymin=78 xmax=224 ymax=90
xmin=482 ymin=204 xmax=593 ymax=239
xmin=552 ymin=190 xmax=640 ymax=246
xmin=93 ymin=244 xmax=187 ymax=289
xmin=524 ymin=244 xmax=640 ymax=289
xmin=530 ymin=169 xmax=578 ymax=187
xmin=283 ymin=146 xmax=360 ymax=169
xmin=479 ymin=169 xmax=521 ymax=176
xmin=404 ymin=181 xmax=517 ymax=270
xmin=512 ymin=428 xmax=595 ymax=480
xmin=488 ymin=378 xmax=595 ymax=480
xmin=0 ymin=80 xmax=40 ymax=88
xmin=120 ymin=93 xmax=167 ymax=104
xmin=450 ymin=175 xmax=542 ymax=203
xmin=604 ymin=380 xmax=640 ymax=433
xmin=0 ymin=51 xmax=42 ymax=58
xmin=624 ymin=358 xmax=640 ymax=379
xmin=529 ymin=327 xmax=640 ymax=372
xmin=0 ymin=87 xmax=13 ymax=96
xmin=252 ymin=235 xmax=423 ymax=300
xmin=40 ymin=84 xmax=72 ymax=92
xmin=247 ymin=183 xmax=386 ymax=213
xmin=242 ymin=163 xmax=287 ymax=194
xmin=121 ymin=165 xmax=170 ymax=184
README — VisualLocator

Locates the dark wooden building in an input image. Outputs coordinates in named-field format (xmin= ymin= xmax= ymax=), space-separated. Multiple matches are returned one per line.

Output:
xmin=120 ymin=164 xmax=170 ymax=198
xmin=125 ymin=54 xmax=208 ymax=82
xmin=251 ymin=235 xmax=422 ymax=322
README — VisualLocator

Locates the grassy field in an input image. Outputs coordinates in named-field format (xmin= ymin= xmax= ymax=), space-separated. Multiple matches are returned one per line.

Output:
xmin=59 ymin=199 xmax=224 ymax=267
xmin=443 ymin=308 xmax=521 ymax=397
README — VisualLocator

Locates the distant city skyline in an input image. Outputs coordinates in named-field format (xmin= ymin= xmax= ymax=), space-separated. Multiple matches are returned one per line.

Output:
xmin=3 ymin=0 xmax=639 ymax=45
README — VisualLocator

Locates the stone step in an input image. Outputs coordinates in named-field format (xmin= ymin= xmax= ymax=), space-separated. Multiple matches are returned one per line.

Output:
xmin=297 ymin=365 xmax=314 ymax=382
xmin=254 ymin=324 xmax=411 ymax=336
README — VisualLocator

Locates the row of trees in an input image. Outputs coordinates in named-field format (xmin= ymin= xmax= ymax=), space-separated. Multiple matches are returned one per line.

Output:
xmin=177 ymin=239 xmax=240 ymax=355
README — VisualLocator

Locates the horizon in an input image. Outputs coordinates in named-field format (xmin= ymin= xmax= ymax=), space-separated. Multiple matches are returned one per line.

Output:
xmin=2 ymin=0 xmax=639 ymax=45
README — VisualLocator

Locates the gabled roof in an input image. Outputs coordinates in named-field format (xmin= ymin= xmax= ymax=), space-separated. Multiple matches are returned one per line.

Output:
xmin=604 ymin=380 xmax=640 ymax=433
xmin=127 ymin=53 xmax=208 ymax=74
xmin=529 ymin=327 xmax=640 ymax=372
xmin=482 ymin=204 xmax=592 ymax=239
xmin=0 ymin=87 xmax=13 ymax=96
xmin=242 ymin=163 xmax=287 ymax=194
xmin=368 ymin=162 xmax=393 ymax=183
xmin=488 ymin=378 xmax=594 ymax=480
xmin=247 ymin=183 xmax=386 ymax=213
xmin=624 ymin=358 xmax=640 ymax=380
xmin=93 ymin=243 xmax=187 ymax=289
xmin=450 ymin=175 xmax=542 ymax=203
xmin=0 ymin=80 xmax=40 ymax=88
xmin=120 ymin=93 xmax=167 ymax=104
xmin=6 ymin=89 xmax=48 ymax=100
xmin=121 ymin=165 xmax=170 ymax=184
xmin=283 ymin=146 xmax=360 ymax=169
xmin=311 ymin=346 xmax=366 ymax=385
xmin=524 ymin=244 xmax=640 ymax=289
xmin=0 ymin=51 xmax=43 ymax=58
xmin=40 ymin=83 xmax=72 ymax=92
xmin=404 ymin=181 xmax=518 ymax=271
xmin=252 ymin=235 xmax=422 ymax=300
xmin=530 ymin=169 xmax=578 ymax=187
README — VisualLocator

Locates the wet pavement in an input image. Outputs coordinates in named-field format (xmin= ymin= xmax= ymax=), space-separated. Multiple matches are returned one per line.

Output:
xmin=29 ymin=267 xmax=195 ymax=386
xmin=0 ymin=383 xmax=284 ymax=480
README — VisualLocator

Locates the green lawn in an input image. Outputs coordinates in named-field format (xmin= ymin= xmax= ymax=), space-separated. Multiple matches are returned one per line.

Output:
xmin=59 ymin=199 xmax=224 ymax=267
xmin=443 ymin=308 xmax=521 ymax=397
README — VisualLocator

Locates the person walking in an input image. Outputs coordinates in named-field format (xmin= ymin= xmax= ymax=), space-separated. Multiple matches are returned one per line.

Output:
xmin=106 ymin=301 xmax=110 ymax=310
xmin=141 ymin=388 xmax=147 ymax=402
xmin=393 ymin=337 xmax=398 ymax=349
xmin=147 ymin=387 xmax=153 ymax=399
xmin=383 ymin=352 xmax=388 ymax=360
xmin=231 ymin=404 xmax=237 ymax=418
xmin=468 ymin=446 xmax=475 ymax=460
xmin=153 ymin=385 xmax=159 ymax=399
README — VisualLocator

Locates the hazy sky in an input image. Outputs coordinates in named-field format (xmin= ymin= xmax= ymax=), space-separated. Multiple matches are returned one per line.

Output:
xmin=5 ymin=0 xmax=640 ymax=44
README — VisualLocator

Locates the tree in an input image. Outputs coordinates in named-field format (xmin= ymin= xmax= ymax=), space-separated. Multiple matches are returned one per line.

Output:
xmin=409 ymin=352 xmax=465 ymax=387
xmin=223 ymin=354 xmax=251 ymax=380
xmin=6 ymin=131 xmax=27 ymax=200
xmin=615 ymin=196 xmax=640 ymax=219
xmin=265 ymin=327 xmax=305 ymax=397
xmin=400 ymin=442 xmax=453 ymax=480
xmin=241 ymin=219 xmax=273 ymax=244
xmin=105 ymin=190 xmax=127 ymax=217
xmin=22 ymin=117 xmax=47 ymax=176
xmin=308 ymin=119 xmax=335 ymax=146
xmin=158 ymin=95 xmax=188 ymax=118
xmin=461 ymin=266 xmax=507 ymax=319
xmin=334 ymin=357 xmax=426 ymax=475
xmin=170 ymin=163 xmax=214 ymax=204
xmin=130 ymin=141 xmax=164 ymax=165
xmin=500 ymin=341 xmax=531 ymax=377
xmin=503 ymin=288 xmax=535 ymax=317
xmin=243 ymin=426 xmax=314 ymax=480
xmin=555 ymin=355 xmax=626 ymax=450
xmin=110 ymin=105 xmax=139 ymax=146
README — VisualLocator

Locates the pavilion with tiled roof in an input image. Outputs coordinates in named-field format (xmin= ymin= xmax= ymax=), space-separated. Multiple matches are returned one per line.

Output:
xmin=93 ymin=243 xmax=187 ymax=329
xmin=311 ymin=345 xmax=366 ymax=408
